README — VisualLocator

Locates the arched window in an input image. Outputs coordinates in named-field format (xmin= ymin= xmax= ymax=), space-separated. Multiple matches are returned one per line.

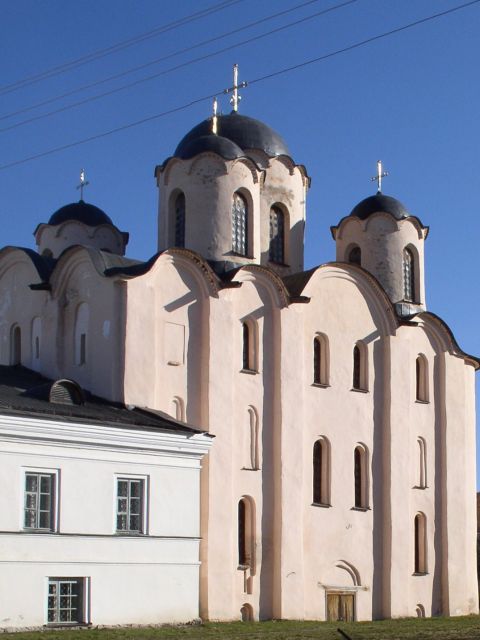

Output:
xmin=352 ymin=342 xmax=368 ymax=391
xmin=232 ymin=192 xmax=248 ymax=256
xmin=10 ymin=325 xmax=21 ymax=365
xmin=245 ymin=407 xmax=259 ymax=470
xmin=240 ymin=603 xmax=254 ymax=621
xmin=414 ymin=513 xmax=427 ymax=574
xmin=238 ymin=497 xmax=255 ymax=571
xmin=348 ymin=245 xmax=361 ymax=266
xmin=417 ymin=437 xmax=427 ymax=489
xmin=354 ymin=445 xmax=369 ymax=509
xmin=31 ymin=317 xmax=42 ymax=371
xmin=415 ymin=354 xmax=428 ymax=402
xmin=242 ymin=320 xmax=257 ymax=372
xmin=174 ymin=192 xmax=186 ymax=248
xmin=313 ymin=438 xmax=330 ymax=505
xmin=74 ymin=303 xmax=89 ymax=366
xmin=403 ymin=247 xmax=415 ymax=302
xmin=313 ymin=333 xmax=329 ymax=385
xmin=269 ymin=205 xmax=285 ymax=264
xmin=172 ymin=396 xmax=185 ymax=422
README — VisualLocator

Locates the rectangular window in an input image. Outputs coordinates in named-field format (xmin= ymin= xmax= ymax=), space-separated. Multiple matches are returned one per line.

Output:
xmin=47 ymin=578 xmax=86 ymax=624
xmin=24 ymin=472 xmax=55 ymax=530
xmin=116 ymin=478 xmax=145 ymax=533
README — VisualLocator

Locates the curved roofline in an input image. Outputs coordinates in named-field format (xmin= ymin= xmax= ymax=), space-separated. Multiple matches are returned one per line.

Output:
xmin=226 ymin=263 xmax=291 ymax=308
xmin=331 ymin=213 xmax=429 ymax=240
xmin=0 ymin=246 xmax=55 ymax=283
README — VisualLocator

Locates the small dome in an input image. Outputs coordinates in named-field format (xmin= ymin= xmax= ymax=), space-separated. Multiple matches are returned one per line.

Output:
xmin=176 ymin=134 xmax=244 ymax=160
xmin=349 ymin=193 xmax=410 ymax=221
xmin=48 ymin=200 xmax=113 ymax=227
xmin=174 ymin=112 xmax=290 ymax=159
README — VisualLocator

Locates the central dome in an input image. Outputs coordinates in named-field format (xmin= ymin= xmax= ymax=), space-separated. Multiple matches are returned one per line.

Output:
xmin=174 ymin=112 xmax=290 ymax=159
xmin=48 ymin=200 xmax=113 ymax=227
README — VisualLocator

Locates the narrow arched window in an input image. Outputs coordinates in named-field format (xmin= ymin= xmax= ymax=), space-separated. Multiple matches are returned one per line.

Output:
xmin=242 ymin=320 xmax=257 ymax=372
xmin=31 ymin=317 xmax=42 ymax=371
xmin=313 ymin=334 xmax=329 ymax=385
xmin=348 ymin=246 xmax=361 ymax=266
xmin=403 ymin=248 xmax=415 ymax=302
xmin=417 ymin=437 xmax=427 ymax=489
xmin=354 ymin=445 xmax=368 ymax=509
xmin=10 ymin=325 xmax=21 ymax=365
xmin=414 ymin=513 xmax=427 ymax=574
xmin=74 ymin=303 xmax=89 ymax=366
xmin=269 ymin=206 xmax=285 ymax=264
xmin=352 ymin=342 xmax=368 ymax=391
xmin=232 ymin=192 xmax=248 ymax=256
xmin=415 ymin=354 xmax=428 ymax=402
xmin=172 ymin=396 xmax=185 ymax=422
xmin=242 ymin=322 xmax=250 ymax=370
xmin=313 ymin=438 xmax=330 ymax=505
xmin=245 ymin=407 xmax=259 ymax=470
xmin=174 ymin=192 xmax=186 ymax=248
xmin=238 ymin=497 xmax=255 ymax=571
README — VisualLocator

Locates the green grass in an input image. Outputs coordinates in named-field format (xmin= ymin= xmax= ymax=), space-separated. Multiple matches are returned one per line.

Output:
xmin=2 ymin=616 xmax=480 ymax=640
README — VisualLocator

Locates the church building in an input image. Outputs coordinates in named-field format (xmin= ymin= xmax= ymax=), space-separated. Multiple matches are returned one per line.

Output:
xmin=0 ymin=78 xmax=478 ymax=626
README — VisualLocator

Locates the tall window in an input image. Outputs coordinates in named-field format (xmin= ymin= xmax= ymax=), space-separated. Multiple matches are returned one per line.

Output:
xmin=269 ymin=205 xmax=285 ymax=264
xmin=245 ymin=407 xmax=259 ymax=470
xmin=417 ymin=437 xmax=427 ymax=489
xmin=313 ymin=334 xmax=329 ymax=385
xmin=174 ymin=192 xmax=186 ymax=247
xmin=354 ymin=445 xmax=368 ymax=509
xmin=348 ymin=245 xmax=361 ymax=266
xmin=415 ymin=354 xmax=428 ymax=402
xmin=242 ymin=320 xmax=257 ymax=372
xmin=238 ymin=497 xmax=255 ymax=570
xmin=352 ymin=342 xmax=368 ymax=391
xmin=116 ymin=478 xmax=145 ymax=533
xmin=10 ymin=324 xmax=21 ymax=365
xmin=232 ymin=192 xmax=248 ymax=256
xmin=24 ymin=472 xmax=55 ymax=530
xmin=414 ymin=513 xmax=427 ymax=574
xmin=74 ymin=303 xmax=89 ymax=366
xmin=48 ymin=578 xmax=86 ymax=624
xmin=403 ymin=247 xmax=415 ymax=302
xmin=313 ymin=438 xmax=330 ymax=505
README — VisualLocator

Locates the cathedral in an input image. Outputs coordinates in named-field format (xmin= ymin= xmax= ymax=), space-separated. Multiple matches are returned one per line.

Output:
xmin=0 ymin=87 xmax=478 ymax=627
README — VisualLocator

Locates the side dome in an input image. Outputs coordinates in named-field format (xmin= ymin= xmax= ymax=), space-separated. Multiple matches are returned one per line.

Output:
xmin=175 ymin=134 xmax=243 ymax=160
xmin=349 ymin=193 xmax=410 ymax=221
xmin=48 ymin=200 xmax=113 ymax=227
xmin=174 ymin=112 xmax=290 ymax=159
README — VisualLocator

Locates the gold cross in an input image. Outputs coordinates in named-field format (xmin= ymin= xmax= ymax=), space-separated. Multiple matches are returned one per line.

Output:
xmin=371 ymin=160 xmax=388 ymax=193
xmin=224 ymin=63 xmax=247 ymax=112
xmin=76 ymin=169 xmax=89 ymax=200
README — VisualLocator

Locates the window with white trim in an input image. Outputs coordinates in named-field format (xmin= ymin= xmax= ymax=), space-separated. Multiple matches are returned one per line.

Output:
xmin=116 ymin=477 xmax=145 ymax=533
xmin=47 ymin=578 xmax=87 ymax=624
xmin=232 ymin=192 xmax=248 ymax=256
xmin=24 ymin=471 xmax=56 ymax=531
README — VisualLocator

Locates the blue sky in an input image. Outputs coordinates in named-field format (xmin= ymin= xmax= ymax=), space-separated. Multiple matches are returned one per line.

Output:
xmin=2 ymin=0 xmax=480 ymax=483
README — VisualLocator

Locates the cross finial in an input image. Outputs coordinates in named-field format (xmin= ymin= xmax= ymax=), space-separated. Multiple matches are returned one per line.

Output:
xmin=212 ymin=97 xmax=218 ymax=134
xmin=224 ymin=63 xmax=247 ymax=112
xmin=76 ymin=169 xmax=89 ymax=200
xmin=371 ymin=160 xmax=388 ymax=193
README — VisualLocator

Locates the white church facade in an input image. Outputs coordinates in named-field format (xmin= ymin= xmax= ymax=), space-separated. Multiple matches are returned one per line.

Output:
xmin=0 ymin=97 xmax=478 ymax=626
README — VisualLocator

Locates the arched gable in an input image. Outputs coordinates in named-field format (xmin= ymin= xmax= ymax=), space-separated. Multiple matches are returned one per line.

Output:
xmin=229 ymin=264 xmax=290 ymax=309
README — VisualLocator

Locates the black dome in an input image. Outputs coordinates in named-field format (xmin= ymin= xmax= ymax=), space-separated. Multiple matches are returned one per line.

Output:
xmin=349 ymin=193 xmax=410 ymax=220
xmin=174 ymin=113 xmax=290 ymax=159
xmin=176 ymin=134 xmax=243 ymax=160
xmin=48 ymin=200 xmax=113 ymax=227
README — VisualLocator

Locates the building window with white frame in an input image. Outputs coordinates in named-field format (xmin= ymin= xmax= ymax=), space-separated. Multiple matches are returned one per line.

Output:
xmin=47 ymin=578 xmax=87 ymax=624
xmin=116 ymin=477 xmax=145 ymax=533
xmin=232 ymin=192 xmax=248 ymax=256
xmin=24 ymin=472 xmax=56 ymax=530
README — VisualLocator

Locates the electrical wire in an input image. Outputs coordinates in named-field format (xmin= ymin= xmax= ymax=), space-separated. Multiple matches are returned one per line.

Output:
xmin=0 ymin=0 xmax=358 ymax=133
xmin=0 ymin=0 xmax=329 ymax=123
xmin=0 ymin=0 xmax=244 ymax=96
xmin=1 ymin=0 xmax=478 ymax=172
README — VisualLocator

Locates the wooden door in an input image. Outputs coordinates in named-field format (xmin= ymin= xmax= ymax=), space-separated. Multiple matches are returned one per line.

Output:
xmin=327 ymin=593 xmax=355 ymax=622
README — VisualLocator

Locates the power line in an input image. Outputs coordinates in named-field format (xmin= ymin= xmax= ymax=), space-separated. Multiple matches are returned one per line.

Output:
xmin=0 ymin=0 xmax=358 ymax=133
xmin=0 ymin=0 xmax=328 ymax=123
xmin=1 ymin=0 xmax=478 ymax=172
xmin=0 ymin=0 xmax=244 ymax=96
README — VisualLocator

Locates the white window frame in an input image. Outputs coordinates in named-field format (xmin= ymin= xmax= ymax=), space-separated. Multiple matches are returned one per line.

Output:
xmin=45 ymin=576 xmax=90 ymax=625
xmin=114 ymin=474 xmax=148 ymax=535
xmin=21 ymin=467 xmax=60 ymax=532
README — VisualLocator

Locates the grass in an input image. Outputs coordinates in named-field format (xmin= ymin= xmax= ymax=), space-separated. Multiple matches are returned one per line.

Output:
xmin=2 ymin=616 xmax=480 ymax=640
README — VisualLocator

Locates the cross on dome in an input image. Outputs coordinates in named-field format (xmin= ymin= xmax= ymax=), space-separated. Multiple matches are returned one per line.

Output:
xmin=371 ymin=160 xmax=388 ymax=193
xmin=76 ymin=169 xmax=90 ymax=200
xmin=212 ymin=97 xmax=218 ymax=134
xmin=224 ymin=63 xmax=247 ymax=113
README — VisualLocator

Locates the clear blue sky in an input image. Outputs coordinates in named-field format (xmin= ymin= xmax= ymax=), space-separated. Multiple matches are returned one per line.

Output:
xmin=2 ymin=0 xmax=480 ymax=483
